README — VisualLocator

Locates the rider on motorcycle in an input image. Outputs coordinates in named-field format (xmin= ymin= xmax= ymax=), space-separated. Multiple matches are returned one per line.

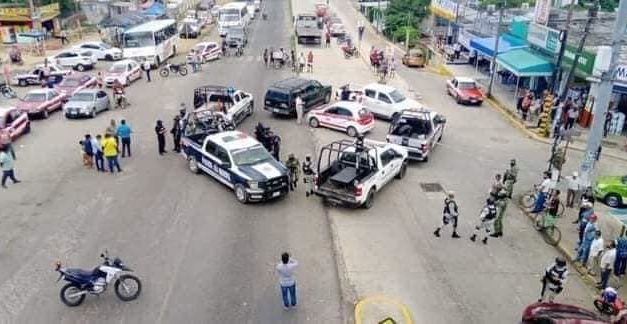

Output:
xmin=112 ymin=79 xmax=126 ymax=108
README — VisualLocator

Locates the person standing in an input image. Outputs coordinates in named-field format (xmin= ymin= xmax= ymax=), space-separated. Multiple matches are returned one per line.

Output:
xmin=276 ymin=252 xmax=298 ymax=310
xmin=565 ymin=171 xmax=581 ymax=208
xmin=82 ymin=134 xmax=95 ymax=168
xmin=587 ymin=230 xmax=604 ymax=276
xmin=489 ymin=174 xmax=503 ymax=198
xmin=0 ymin=128 xmax=16 ymax=159
xmin=142 ymin=59 xmax=152 ymax=82
xmin=295 ymin=95 xmax=304 ymax=125
xmin=60 ymin=30 xmax=69 ymax=45
xmin=171 ymin=116 xmax=182 ymax=153
xmin=0 ymin=147 xmax=20 ymax=188
xmin=92 ymin=134 xmax=105 ymax=172
xmin=576 ymin=214 xmax=598 ymax=266
xmin=116 ymin=120 xmax=133 ymax=158
xmin=306 ymin=51 xmax=313 ymax=73
xmin=491 ymin=187 xmax=510 ymax=238
xmin=433 ymin=191 xmax=461 ymax=238
xmin=106 ymin=119 xmax=118 ymax=147
xmin=302 ymin=155 xmax=314 ymax=197
xmin=565 ymin=105 xmax=578 ymax=130
xmin=539 ymin=257 xmax=568 ymax=303
xmin=102 ymin=134 xmax=122 ymax=173
xmin=263 ymin=48 xmax=269 ymax=67
xmin=503 ymin=159 xmax=518 ymax=197
xmin=155 ymin=120 xmax=167 ymax=155
xmin=614 ymin=233 xmax=627 ymax=277
xmin=531 ymin=172 xmax=552 ymax=214
xmin=598 ymin=241 xmax=617 ymax=289
xmin=271 ymin=133 xmax=281 ymax=161
xmin=469 ymin=197 xmax=498 ymax=245
xmin=285 ymin=153 xmax=300 ymax=191
xmin=298 ymin=53 xmax=306 ymax=73
xmin=325 ymin=30 xmax=331 ymax=48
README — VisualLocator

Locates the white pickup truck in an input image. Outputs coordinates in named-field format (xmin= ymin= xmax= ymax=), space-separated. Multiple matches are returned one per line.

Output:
xmin=358 ymin=83 xmax=422 ymax=120
xmin=192 ymin=85 xmax=254 ymax=126
xmin=386 ymin=108 xmax=446 ymax=162
xmin=314 ymin=138 xmax=408 ymax=208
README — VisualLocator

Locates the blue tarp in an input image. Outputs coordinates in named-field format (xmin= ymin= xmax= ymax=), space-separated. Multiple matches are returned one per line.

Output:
xmin=142 ymin=2 xmax=166 ymax=17
xmin=469 ymin=35 xmax=528 ymax=58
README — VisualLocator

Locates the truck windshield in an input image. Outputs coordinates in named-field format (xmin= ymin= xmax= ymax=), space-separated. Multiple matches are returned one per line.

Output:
xmin=232 ymin=146 xmax=272 ymax=165
xmin=220 ymin=14 xmax=239 ymax=22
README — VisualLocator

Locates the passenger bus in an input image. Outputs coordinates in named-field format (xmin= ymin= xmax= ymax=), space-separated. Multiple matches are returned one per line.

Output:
xmin=122 ymin=19 xmax=178 ymax=67
xmin=218 ymin=3 xmax=249 ymax=36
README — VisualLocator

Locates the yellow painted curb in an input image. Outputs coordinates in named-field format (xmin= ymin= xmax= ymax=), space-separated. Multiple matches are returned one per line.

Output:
xmin=355 ymin=295 xmax=413 ymax=324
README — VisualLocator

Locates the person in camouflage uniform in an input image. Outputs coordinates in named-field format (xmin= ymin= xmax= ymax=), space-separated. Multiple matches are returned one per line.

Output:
xmin=491 ymin=187 xmax=510 ymax=238
xmin=503 ymin=159 xmax=518 ymax=198
xmin=285 ymin=153 xmax=300 ymax=191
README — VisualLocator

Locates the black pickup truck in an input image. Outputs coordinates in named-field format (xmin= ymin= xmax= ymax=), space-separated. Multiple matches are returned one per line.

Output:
xmin=264 ymin=78 xmax=332 ymax=116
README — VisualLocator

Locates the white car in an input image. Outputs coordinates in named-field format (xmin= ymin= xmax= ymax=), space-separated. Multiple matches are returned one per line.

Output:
xmin=307 ymin=101 xmax=375 ymax=137
xmin=48 ymin=50 xmax=95 ymax=72
xmin=104 ymin=59 xmax=142 ymax=87
xmin=330 ymin=23 xmax=346 ymax=36
xmin=360 ymin=83 xmax=422 ymax=120
xmin=187 ymin=41 xmax=222 ymax=63
xmin=75 ymin=49 xmax=98 ymax=65
xmin=74 ymin=42 xmax=122 ymax=61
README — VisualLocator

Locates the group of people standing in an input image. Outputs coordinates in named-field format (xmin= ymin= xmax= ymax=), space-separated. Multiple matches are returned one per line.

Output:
xmin=80 ymin=119 xmax=133 ymax=173
xmin=262 ymin=48 xmax=314 ymax=73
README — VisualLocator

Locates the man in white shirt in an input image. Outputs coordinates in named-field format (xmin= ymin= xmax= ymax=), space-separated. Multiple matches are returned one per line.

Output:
xmin=532 ymin=172 xmax=552 ymax=213
xmin=599 ymin=241 xmax=617 ymax=289
xmin=566 ymin=171 xmax=581 ymax=208
xmin=588 ymin=230 xmax=604 ymax=276
xmin=276 ymin=252 xmax=298 ymax=309
xmin=295 ymin=95 xmax=304 ymax=125
xmin=142 ymin=60 xmax=152 ymax=82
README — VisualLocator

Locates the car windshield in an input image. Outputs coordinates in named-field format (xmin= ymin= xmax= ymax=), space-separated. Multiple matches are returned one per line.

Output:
xmin=228 ymin=28 xmax=244 ymax=36
xmin=195 ymin=44 xmax=207 ymax=52
xmin=24 ymin=93 xmax=46 ymax=102
xmin=99 ymin=42 xmax=112 ymax=49
xmin=109 ymin=64 xmax=126 ymax=73
xmin=123 ymin=32 xmax=155 ymax=48
xmin=60 ymin=79 xmax=80 ymax=87
xmin=458 ymin=81 xmax=477 ymax=89
xmin=70 ymin=93 xmax=95 ymax=101
xmin=389 ymin=90 xmax=406 ymax=103
xmin=220 ymin=15 xmax=239 ymax=22
xmin=231 ymin=145 xmax=273 ymax=165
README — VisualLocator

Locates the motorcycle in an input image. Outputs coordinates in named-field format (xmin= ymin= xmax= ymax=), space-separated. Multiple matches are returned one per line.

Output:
xmin=594 ymin=296 xmax=625 ymax=316
xmin=0 ymin=83 xmax=17 ymax=99
xmin=342 ymin=45 xmax=359 ymax=59
xmin=254 ymin=122 xmax=281 ymax=152
xmin=54 ymin=251 xmax=141 ymax=307
xmin=160 ymin=63 xmax=188 ymax=77
xmin=113 ymin=91 xmax=128 ymax=109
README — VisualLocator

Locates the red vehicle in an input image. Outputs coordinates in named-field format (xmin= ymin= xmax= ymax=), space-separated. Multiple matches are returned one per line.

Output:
xmin=0 ymin=107 xmax=30 ymax=140
xmin=446 ymin=77 xmax=484 ymax=105
xmin=55 ymin=74 xmax=97 ymax=98
xmin=522 ymin=302 xmax=626 ymax=323
xmin=16 ymin=88 xmax=66 ymax=119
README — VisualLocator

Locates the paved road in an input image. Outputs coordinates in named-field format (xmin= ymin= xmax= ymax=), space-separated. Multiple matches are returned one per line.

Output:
xmin=0 ymin=1 xmax=343 ymax=323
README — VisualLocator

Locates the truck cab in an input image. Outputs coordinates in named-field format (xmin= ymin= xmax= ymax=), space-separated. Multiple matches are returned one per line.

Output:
xmin=386 ymin=108 xmax=446 ymax=162
xmin=360 ymin=83 xmax=422 ymax=120
xmin=315 ymin=137 xmax=408 ymax=208
xmin=193 ymin=85 xmax=254 ymax=126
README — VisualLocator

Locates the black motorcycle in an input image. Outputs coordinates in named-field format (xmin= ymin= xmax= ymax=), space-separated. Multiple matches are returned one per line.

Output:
xmin=160 ymin=63 xmax=188 ymax=77
xmin=0 ymin=83 xmax=17 ymax=99
xmin=254 ymin=122 xmax=281 ymax=153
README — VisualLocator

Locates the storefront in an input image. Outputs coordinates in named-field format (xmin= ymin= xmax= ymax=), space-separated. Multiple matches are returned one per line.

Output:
xmin=468 ymin=34 xmax=527 ymax=75
xmin=429 ymin=0 xmax=464 ymax=45
xmin=0 ymin=3 xmax=60 ymax=44
xmin=607 ymin=65 xmax=627 ymax=136
xmin=495 ymin=48 xmax=555 ymax=100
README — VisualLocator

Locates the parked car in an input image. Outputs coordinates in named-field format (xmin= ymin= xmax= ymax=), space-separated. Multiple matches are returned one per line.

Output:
xmin=446 ymin=77 xmax=484 ymax=105
xmin=401 ymin=49 xmax=426 ymax=67
xmin=264 ymin=78 xmax=332 ymax=116
xmin=0 ymin=107 xmax=30 ymax=140
xmin=12 ymin=64 xmax=71 ymax=87
xmin=225 ymin=26 xmax=248 ymax=47
xmin=63 ymin=89 xmax=110 ymax=119
xmin=16 ymin=88 xmax=65 ymax=119
xmin=360 ymin=83 xmax=422 ymax=120
xmin=48 ymin=50 xmax=95 ymax=72
xmin=386 ymin=108 xmax=446 ymax=162
xmin=179 ymin=19 xmax=201 ymax=38
xmin=307 ymin=101 xmax=375 ymax=137
xmin=329 ymin=23 xmax=346 ymax=37
xmin=55 ymin=74 xmax=97 ymax=97
xmin=594 ymin=175 xmax=627 ymax=208
xmin=74 ymin=41 xmax=123 ymax=61
xmin=188 ymin=42 xmax=222 ymax=63
xmin=104 ymin=59 xmax=142 ymax=87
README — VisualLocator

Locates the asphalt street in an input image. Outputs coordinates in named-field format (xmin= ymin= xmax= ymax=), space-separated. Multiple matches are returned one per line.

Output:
xmin=0 ymin=0 xmax=343 ymax=323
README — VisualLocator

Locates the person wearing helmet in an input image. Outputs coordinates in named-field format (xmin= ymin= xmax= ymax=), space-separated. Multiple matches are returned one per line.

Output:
xmin=470 ymin=197 xmax=498 ymax=244
xmin=285 ymin=153 xmax=300 ymax=191
xmin=434 ymin=191 xmax=461 ymax=238
xmin=302 ymin=155 xmax=315 ymax=197
xmin=539 ymin=257 xmax=568 ymax=302
xmin=503 ymin=159 xmax=518 ymax=197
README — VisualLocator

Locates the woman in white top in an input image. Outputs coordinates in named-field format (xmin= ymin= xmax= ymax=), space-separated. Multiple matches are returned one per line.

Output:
xmin=276 ymin=252 xmax=298 ymax=309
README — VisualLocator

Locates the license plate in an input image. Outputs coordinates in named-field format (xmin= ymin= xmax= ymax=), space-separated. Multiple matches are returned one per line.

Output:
xmin=273 ymin=108 xmax=281 ymax=113
xmin=471 ymin=100 xmax=477 ymax=103
xmin=70 ymin=111 xmax=77 ymax=115
xmin=272 ymin=191 xmax=281 ymax=197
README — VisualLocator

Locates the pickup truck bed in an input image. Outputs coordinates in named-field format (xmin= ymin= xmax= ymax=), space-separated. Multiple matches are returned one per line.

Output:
xmin=296 ymin=25 xmax=321 ymax=44
xmin=316 ymin=160 xmax=374 ymax=207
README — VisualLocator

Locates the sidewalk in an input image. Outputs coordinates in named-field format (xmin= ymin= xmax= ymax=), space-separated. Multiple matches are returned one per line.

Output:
xmin=443 ymin=62 xmax=627 ymax=162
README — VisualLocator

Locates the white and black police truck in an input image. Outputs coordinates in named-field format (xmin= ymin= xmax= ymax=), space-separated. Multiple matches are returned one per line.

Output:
xmin=182 ymin=130 xmax=289 ymax=203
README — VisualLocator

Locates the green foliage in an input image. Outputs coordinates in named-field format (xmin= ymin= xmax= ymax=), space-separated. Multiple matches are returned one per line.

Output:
xmin=383 ymin=0 xmax=429 ymax=42
xmin=477 ymin=0 xmax=536 ymax=9
xmin=391 ymin=26 xmax=419 ymax=46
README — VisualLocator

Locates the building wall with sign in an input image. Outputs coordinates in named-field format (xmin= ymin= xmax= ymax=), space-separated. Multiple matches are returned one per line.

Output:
xmin=0 ymin=3 xmax=60 ymax=43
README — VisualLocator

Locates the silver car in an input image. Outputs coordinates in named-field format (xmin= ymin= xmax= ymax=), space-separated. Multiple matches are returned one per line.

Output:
xmin=63 ymin=89 xmax=110 ymax=119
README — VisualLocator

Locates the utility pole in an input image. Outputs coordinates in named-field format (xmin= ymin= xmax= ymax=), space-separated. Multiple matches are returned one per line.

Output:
xmin=578 ymin=0 xmax=627 ymax=188
xmin=487 ymin=5 xmax=504 ymax=97
xmin=551 ymin=1 xmax=575 ymax=94
xmin=28 ymin=0 xmax=40 ymax=31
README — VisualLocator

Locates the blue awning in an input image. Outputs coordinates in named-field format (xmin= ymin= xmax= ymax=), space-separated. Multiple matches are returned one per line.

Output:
xmin=142 ymin=2 xmax=166 ymax=17
xmin=469 ymin=35 xmax=528 ymax=57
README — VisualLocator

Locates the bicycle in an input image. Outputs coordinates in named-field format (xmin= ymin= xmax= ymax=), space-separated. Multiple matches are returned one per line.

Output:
xmin=533 ymin=211 xmax=562 ymax=246
xmin=520 ymin=185 xmax=565 ymax=217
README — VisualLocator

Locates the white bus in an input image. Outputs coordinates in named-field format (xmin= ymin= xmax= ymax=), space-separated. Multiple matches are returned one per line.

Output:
xmin=218 ymin=3 xmax=249 ymax=36
xmin=122 ymin=19 xmax=178 ymax=67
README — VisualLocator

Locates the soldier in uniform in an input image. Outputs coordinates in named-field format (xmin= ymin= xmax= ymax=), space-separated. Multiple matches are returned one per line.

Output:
xmin=491 ymin=187 xmax=510 ymax=238
xmin=285 ymin=154 xmax=300 ymax=191
xmin=503 ymin=158 xmax=518 ymax=197
xmin=302 ymin=155 xmax=315 ymax=197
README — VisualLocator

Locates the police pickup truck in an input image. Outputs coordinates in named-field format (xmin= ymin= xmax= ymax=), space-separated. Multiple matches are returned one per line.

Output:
xmin=386 ymin=108 xmax=446 ymax=162
xmin=193 ymin=85 xmax=254 ymax=126
xmin=314 ymin=137 xmax=408 ymax=208
xmin=182 ymin=130 xmax=289 ymax=203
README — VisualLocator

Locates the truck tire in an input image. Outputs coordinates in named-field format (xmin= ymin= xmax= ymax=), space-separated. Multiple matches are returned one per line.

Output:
xmin=188 ymin=156 xmax=200 ymax=174
xmin=363 ymin=189 xmax=375 ymax=209
xmin=234 ymin=184 xmax=248 ymax=204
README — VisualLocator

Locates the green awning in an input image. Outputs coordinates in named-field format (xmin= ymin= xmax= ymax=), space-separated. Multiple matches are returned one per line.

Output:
xmin=496 ymin=49 xmax=555 ymax=77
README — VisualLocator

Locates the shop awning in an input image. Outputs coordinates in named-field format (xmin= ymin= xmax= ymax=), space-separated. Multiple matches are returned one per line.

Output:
xmin=469 ymin=35 xmax=527 ymax=57
xmin=496 ymin=49 xmax=555 ymax=77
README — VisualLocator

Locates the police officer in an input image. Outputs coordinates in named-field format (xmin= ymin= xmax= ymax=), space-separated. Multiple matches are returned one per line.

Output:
xmin=539 ymin=257 xmax=568 ymax=303
xmin=470 ymin=197 xmax=498 ymax=245
xmin=302 ymin=155 xmax=314 ymax=197
xmin=171 ymin=115 xmax=182 ymax=153
xmin=491 ymin=187 xmax=509 ymax=238
xmin=503 ymin=158 xmax=518 ymax=197
xmin=285 ymin=153 xmax=300 ymax=191
xmin=434 ymin=191 xmax=461 ymax=238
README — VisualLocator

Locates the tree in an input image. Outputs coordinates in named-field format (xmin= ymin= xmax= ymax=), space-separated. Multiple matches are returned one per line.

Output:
xmin=383 ymin=0 xmax=429 ymax=42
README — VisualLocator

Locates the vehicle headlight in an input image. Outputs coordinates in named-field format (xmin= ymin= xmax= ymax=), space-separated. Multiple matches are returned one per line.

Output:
xmin=280 ymin=103 xmax=288 ymax=108
xmin=248 ymin=181 xmax=259 ymax=189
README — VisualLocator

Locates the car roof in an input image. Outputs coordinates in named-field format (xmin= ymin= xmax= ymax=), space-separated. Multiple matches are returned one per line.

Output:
xmin=270 ymin=78 xmax=313 ymax=91
xmin=74 ymin=89 xmax=100 ymax=95
xmin=364 ymin=83 xmax=397 ymax=93
xmin=28 ymin=89 xmax=54 ymax=94
xmin=0 ymin=107 xmax=15 ymax=116
xmin=454 ymin=77 xmax=476 ymax=83
xmin=63 ymin=73 xmax=91 ymax=80
xmin=196 ymin=41 xmax=218 ymax=46
xmin=331 ymin=101 xmax=364 ymax=111
xmin=208 ymin=131 xmax=261 ymax=151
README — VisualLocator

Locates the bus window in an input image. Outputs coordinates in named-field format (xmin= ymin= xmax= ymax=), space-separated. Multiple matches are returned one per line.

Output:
xmin=124 ymin=32 xmax=155 ymax=48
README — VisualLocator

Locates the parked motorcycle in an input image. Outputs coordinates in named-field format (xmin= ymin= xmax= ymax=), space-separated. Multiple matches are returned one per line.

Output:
xmin=594 ymin=296 xmax=625 ymax=316
xmin=254 ymin=122 xmax=281 ymax=152
xmin=0 ymin=83 xmax=17 ymax=99
xmin=160 ymin=63 xmax=188 ymax=77
xmin=342 ymin=45 xmax=359 ymax=59
xmin=54 ymin=250 xmax=141 ymax=307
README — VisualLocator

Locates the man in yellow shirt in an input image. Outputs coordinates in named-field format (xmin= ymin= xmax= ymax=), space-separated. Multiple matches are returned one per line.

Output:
xmin=102 ymin=134 xmax=122 ymax=173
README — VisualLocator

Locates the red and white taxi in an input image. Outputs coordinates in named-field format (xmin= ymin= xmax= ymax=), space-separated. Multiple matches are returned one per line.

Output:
xmin=446 ymin=77 xmax=484 ymax=105
xmin=16 ymin=88 xmax=65 ymax=119
xmin=104 ymin=59 xmax=142 ymax=87
xmin=306 ymin=101 xmax=375 ymax=137
xmin=0 ymin=107 xmax=30 ymax=140
xmin=187 ymin=41 xmax=222 ymax=64
xmin=56 ymin=74 xmax=97 ymax=97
